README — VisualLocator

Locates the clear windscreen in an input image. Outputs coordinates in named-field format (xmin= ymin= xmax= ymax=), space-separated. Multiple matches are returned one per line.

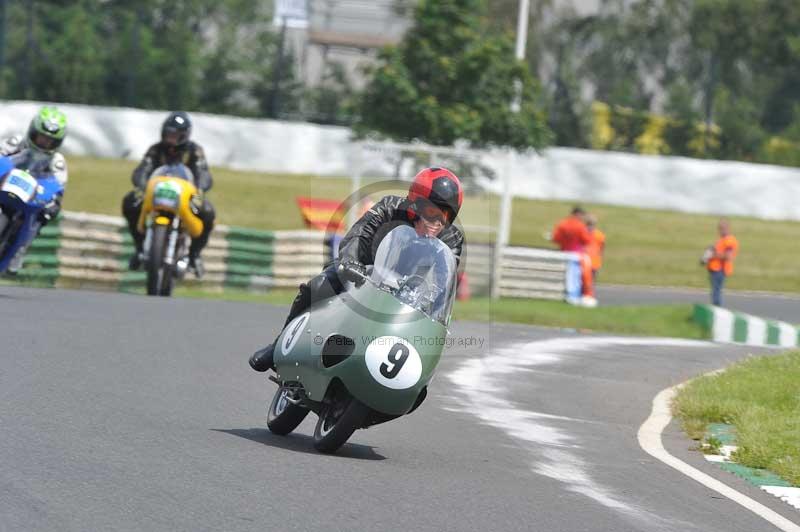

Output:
xmin=370 ymin=225 xmax=457 ymax=324
xmin=150 ymin=164 xmax=195 ymax=184
xmin=10 ymin=150 xmax=51 ymax=179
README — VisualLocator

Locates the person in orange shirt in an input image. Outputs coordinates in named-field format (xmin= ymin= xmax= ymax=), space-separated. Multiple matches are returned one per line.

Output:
xmin=552 ymin=206 xmax=596 ymax=306
xmin=552 ymin=206 xmax=591 ymax=252
xmin=706 ymin=218 xmax=739 ymax=306
xmin=585 ymin=214 xmax=606 ymax=282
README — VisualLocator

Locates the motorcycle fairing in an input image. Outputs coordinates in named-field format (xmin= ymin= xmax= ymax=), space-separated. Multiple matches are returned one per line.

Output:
xmin=275 ymin=283 xmax=446 ymax=417
xmin=138 ymin=175 xmax=203 ymax=238
xmin=0 ymin=159 xmax=64 ymax=272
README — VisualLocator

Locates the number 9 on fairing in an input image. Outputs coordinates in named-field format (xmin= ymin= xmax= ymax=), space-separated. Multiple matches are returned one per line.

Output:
xmin=365 ymin=336 xmax=422 ymax=390
xmin=380 ymin=343 xmax=410 ymax=378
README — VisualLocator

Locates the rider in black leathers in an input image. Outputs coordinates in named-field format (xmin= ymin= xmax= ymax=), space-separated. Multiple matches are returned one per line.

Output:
xmin=121 ymin=111 xmax=215 ymax=276
xmin=249 ymin=167 xmax=465 ymax=372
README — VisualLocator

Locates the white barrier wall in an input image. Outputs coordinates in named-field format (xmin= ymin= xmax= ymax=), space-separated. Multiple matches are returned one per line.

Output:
xmin=3 ymin=100 xmax=800 ymax=221
xmin=0 ymin=100 xmax=354 ymax=175
xmin=480 ymin=148 xmax=800 ymax=223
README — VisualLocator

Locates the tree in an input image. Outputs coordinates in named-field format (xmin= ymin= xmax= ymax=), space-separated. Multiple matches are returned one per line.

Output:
xmin=34 ymin=1 xmax=104 ymax=104
xmin=534 ymin=0 xmax=800 ymax=165
xmin=3 ymin=1 xmax=106 ymax=102
xmin=357 ymin=0 xmax=552 ymax=150
xmin=302 ymin=62 xmax=357 ymax=126
xmin=0 ymin=0 xmax=296 ymax=118
xmin=245 ymin=29 xmax=302 ymax=119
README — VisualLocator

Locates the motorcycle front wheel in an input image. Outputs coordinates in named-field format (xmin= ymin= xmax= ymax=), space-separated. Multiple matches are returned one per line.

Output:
xmin=313 ymin=395 xmax=370 ymax=453
xmin=267 ymin=386 xmax=309 ymax=436
xmin=146 ymin=224 xmax=173 ymax=296
xmin=0 ymin=212 xmax=9 ymax=257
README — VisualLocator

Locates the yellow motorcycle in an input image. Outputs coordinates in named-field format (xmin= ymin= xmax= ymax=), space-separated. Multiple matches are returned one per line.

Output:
xmin=137 ymin=164 xmax=204 ymax=296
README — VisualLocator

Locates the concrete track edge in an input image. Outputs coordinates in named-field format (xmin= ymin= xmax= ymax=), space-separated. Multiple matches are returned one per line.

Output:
xmin=637 ymin=384 xmax=800 ymax=532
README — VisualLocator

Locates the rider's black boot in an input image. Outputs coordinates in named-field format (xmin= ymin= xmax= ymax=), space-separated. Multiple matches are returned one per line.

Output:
xmin=128 ymin=253 xmax=142 ymax=271
xmin=248 ymin=271 xmax=334 ymax=373
xmin=189 ymin=254 xmax=205 ymax=278
xmin=249 ymin=343 xmax=276 ymax=372
xmin=129 ymin=232 xmax=144 ymax=271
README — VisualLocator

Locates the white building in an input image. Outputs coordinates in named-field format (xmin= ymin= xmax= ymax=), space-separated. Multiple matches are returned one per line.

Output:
xmin=284 ymin=0 xmax=602 ymax=89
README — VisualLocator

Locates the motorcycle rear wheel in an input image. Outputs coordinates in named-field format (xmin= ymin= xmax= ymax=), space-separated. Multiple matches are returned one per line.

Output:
xmin=313 ymin=395 xmax=370 ymax=453
xmin=267 ymin=387 xmax=309 ymax=436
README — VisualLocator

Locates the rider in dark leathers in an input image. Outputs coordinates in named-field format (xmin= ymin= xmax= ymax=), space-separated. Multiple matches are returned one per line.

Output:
xmin=121 ymin=111 xmax=215 ymax=276
xmin=249 ymin=167 xmax=465 ymax=372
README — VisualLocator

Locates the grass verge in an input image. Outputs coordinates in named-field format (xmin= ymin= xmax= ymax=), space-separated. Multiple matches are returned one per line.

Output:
xmin=673 ymin=350 xmax=800 ymax=486
xmin=65 ymin=155 xmax=800 ymax=293
xmin=175 ymin=287 xmax=705 ymax=339
xmin=173 ymin=287 xmax=296 ymax=305
xmin=453 ymin=298 xmax=706 ymax=338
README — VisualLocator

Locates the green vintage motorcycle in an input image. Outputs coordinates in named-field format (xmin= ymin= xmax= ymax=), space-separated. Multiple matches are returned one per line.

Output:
xmin=265 ymin=225 xmax=457 ymax=453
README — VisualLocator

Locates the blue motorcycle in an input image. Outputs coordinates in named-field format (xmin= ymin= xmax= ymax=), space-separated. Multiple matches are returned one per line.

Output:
xmin=0 ymin=155 xmax=64 ymax=273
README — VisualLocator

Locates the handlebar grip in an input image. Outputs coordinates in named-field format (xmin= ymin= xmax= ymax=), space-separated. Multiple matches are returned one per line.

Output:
xmin=339 ymin=262 xmax=368 ymax=282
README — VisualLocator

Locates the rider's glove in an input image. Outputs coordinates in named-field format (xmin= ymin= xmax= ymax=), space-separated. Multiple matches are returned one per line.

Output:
xmin=190 ymin=192 xmax=204 ymax=215
xmin=339 ymin=260 xmax=367 ymax=286
xmin=130 ymin=187 xmax=145 ymax=208
xmin=38 ymin=200 xmax=60 ymax=223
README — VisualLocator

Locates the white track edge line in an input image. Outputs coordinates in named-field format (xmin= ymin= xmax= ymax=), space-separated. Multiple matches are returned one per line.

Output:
xmin=637 ymin=385 xmax=800 ymax=532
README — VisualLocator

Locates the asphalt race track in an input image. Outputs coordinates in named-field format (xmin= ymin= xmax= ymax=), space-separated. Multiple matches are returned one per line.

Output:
xmin=598 ymin=284 xmax=800 ymax=324
xmin=1 ymin=286 xmax=797 ymax=532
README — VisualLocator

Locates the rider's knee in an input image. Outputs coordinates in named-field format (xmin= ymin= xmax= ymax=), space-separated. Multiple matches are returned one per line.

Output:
xmin=201 ymin=199 xmax=215 ymax=219
xmin=196 ymin=200 xmax=215 ymax=233
xmin=121 ymin=190 xmax=141 ymax=221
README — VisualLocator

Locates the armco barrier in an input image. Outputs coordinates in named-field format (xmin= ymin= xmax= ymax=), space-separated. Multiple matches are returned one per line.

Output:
xmin=693 ymin=304 xmax=800 ymax=348
xmin=17 ymin=211 xmax=328 ymax=292
xmin=13 ymin=211 xmax=574 ymax=300
xmin=463 ymin=242 xmax=493 ymax=297
xmin=498 ymin=246 xmax=576 ymax=300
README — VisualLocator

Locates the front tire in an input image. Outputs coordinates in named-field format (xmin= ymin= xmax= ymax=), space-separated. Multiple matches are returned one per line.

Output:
xmin=267 ymin=387 xmax=309 ymax=436
xmin=313 ymin=395 xmax=370 ymax=453
xmin=147 ymin=224 xmax=171 ymax=296
xmin=0 ymin=212 xmax=10 ymax=259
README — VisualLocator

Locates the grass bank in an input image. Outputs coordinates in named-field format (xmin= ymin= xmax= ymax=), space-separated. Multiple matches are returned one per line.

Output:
xmin=174 ymin=287 xmax=297 ymax=305
xmin=176 ymin=287 xmax=705 ymax=339
xmin=65 ymin=155 xmax=800 ymax=293
xmin=673 ymin=350 xmax=800 ymax=486
xmin=453 ymin=298 xmax=706 ymax=338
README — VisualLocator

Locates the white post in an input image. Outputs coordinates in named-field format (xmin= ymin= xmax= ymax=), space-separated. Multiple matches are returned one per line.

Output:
xmin=491 ymin=150 xmax=515 ymax=299
xmin=510 ymin=0 xmax=530 ymax=112
xmin=349 ymin=143 xmax=363 ymax=230
xmin=514 ymin=0 xmax=530 ymax=60
xmin=494 ymin=0 xmax=529 ymax=296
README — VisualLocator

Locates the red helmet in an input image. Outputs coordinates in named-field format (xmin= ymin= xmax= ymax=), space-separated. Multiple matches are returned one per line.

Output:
xmin=407 ymin=167 xmax=463 ymax=223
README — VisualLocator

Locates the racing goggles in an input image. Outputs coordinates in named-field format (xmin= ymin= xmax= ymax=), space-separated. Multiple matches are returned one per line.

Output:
xmin=162 ymin=130 xmax=186 ymax=146
xmin=31 ymin=132 xmax=61 ymax=152
xmin=418 ymin=203 xmax=450 ymax=225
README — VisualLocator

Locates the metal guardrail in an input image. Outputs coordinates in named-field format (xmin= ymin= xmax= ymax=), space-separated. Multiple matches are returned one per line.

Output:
xmin=497 ymin=246 xmax=577 ymax=300
xmin=14 ymin=211 xmax=574 ymax=301
xmin=463 ymin=242 xmax=493 ymax=296
xmin=19 ymin=211 xmax=328 ymax=292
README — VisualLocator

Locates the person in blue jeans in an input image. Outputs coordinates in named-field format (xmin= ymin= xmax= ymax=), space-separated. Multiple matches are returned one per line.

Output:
xmin=710 ymin=269 xmax=726 ymax=306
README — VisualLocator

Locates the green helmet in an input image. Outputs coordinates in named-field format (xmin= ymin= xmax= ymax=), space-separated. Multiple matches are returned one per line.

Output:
xmin=27 ymin=106 xmax=67 ymax=153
